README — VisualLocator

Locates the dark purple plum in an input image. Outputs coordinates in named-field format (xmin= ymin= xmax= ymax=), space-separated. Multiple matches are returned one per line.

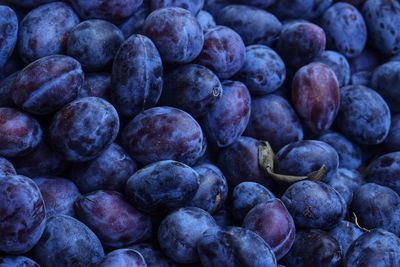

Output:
xmin=18 ymin=2 xmax=80 ymax=63
xmin=78 ymin=73 xmax=111 ymax=100
xmin=159 ymin=64 xmax=222 ymax=117
xmin=275 ymin=140 xmax=339 ymax=183
xmin=281 ymin=229 xmax=342 ymax=267
xmin=320 ymin=3 xmax=367 ymax=58
xmin=362 ymin=0 xmax=400 ymax=54
xmin=244 ymin=94 xmax=303 ymax=152
xmin=150 ymin=0 xmax=204 ymax=15
xmin=243 ymin=199 xmax=295 ymax=260
xmin=318 ymin=131 xmax=362 ymax=169
xmin=328 ymin=168 xmax=364 ymax=211
xmin=0 ymin=6 xmax=18 ymax=69
xmin=33 ymin=215 xmax=104 ymax=267
xmin=314 ymin=50 xmax=351 ymax=87
xmin=292 ymin=62 xmax=340 ymax=134
xmin=196 ymin=26 xmax=246 ymax=79
xmin=142 ymin=7 xmax=203 ymax=64
xmin=328 ymin=220 xmax=364 ymax=255
xmin=235 ymin=45 xmax=285 ymax=95
xmin=121 ymin=107 xmax=205 ymax=166
xmin=118 ymin=1 xmax=150 ymax=38
xmin=202 ymin=80 xmax=251 ymax=148
xmin=33 ymin=176 xmax=80 ymax=218
xmin=0 ymin=157 xmax=16 ymax=177
xmin=233 ymin=0 xmax=276 ymax=8
xmin=197 ymin=226 xmax=277 ymax=267
xmin=0 ymin=108 xmax=42 ymax=157
xmin=70 ymin=143 xmax=137 ymax=193
xmin=217 ymin=136 xmax=275 ymax=188
xmin=67 ymin=19 xmax=124 ymax=71
xmin=10 ymin=141 xmax=68 ymax=177
xmin=196 ymin=10 xmax=216 ymax=32
xmin=0 ymin=71 xmax=18 ymax=107
xmin=384 ymin=115 xmax=400 ymax=152
xmin=0 ymin=53 xmax=23 ymax=80
xmin=189 ymin=163 xmax=228 ymax=214
xmin=49 ymin=97 xmax=119 ymax=162
xmin=270 ymin=0 xmax=332 ymax=20
xmin=370 ymin=61 xmax=400 ymax=113
xmin=125 ymin=160 xmax=200 ymax=215
xmin=158 ymin=207 xmax=217 ymax=263
xmin=11 ymin=55 xmax=84 ymax=115
xmin=276 ymin=22 xmax=326 ymax=68
xmin=281 ymin=180 xmax=346 ymax=230
xmin=111 ymin=34 xmax=163 ymax=119
xmin=336 ymin=85 xmax=391 ymax=145
xmin=344 ymin=229 xmax=400 ymax=267
xmin=232 ymin=181 xmax=275 ymax=223
xmin=130 ymin=243 xmax=177 ymax=267
xmin=212 ymin=208 xmax=235 ymax=227
xmin=0 ymin=255 xmax=40 ymax=267
xmin=69 ymin=0 xmax=143 ymax=20
xmin=216 ymin=5 xmax=282 ymax=46
xmin=98 ymin=249 xmax=147 ymax=267
xmin=75 ymin=190 xmax=152 ymax=249
xmin=0 ymin=175 xmax=46 ymax=254
xmin=351 ymin=183 xmax=400 ymax=235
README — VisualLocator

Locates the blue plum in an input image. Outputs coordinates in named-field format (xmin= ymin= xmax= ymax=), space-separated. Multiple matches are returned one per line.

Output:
xmin=350 ymin=71 xmax=372 ymax=86
xmin=203 ymin=0 xmax=229 ymax=17
xmin=118 ymin=1 xmax=150 ymax=38
xmin=49 ymin=97 xmax=119 ymax=162
xmin=67 ymin=19 xmax=124 ymax=71
xmin=0 ymin=72 xmax=18 ymax=107
xmin=202 ymin=80 xmax=251 ymax=148
xmin=0 ymin=108 xmax=42 ymax=157
xmin=243 ymin=199 xmax=296 ymax=260
xmin=281 ymin=229 xmax=342 ymax=267
xmin=275 ymin=140 xmax=339 ymax=183
xmin=384 ymin=114 xmax=400 ymax=152
xmin=314 ymin=50 xmax=351 ymax=87
xmin=197 ymin=226 xmax=277 ymax=267
xmin=270 ymin=0 xmax=332 ymax=20
xmin=370 ymin=61 xmax=400 ymax=113
xmin=121 ymin=107 xmax=205 ymax=166
xmin=235 ymin=45 xmax=286 ymax=95
xmin=11 ymin=55 xmax=84 ymax=115
xmin=0 ymin=256 xmax=39 ymax=267
xmin=276 ymin=22 xmax=326 ymax=68
xmin=4 ymin=0 xmax=55 ymax=8
xmin=150 ymin=0 xmax=204 ymax=15
xmin=33 ymin=176 xmax=80 ymax=218
xmin=0 ymin=157 xmax=16 ymax=177
xmin=216 ymin=5 xmax=282 ymax=46
xmin=328 ymin=220 xmax=363 ymax=255
xmin=18 ymin=2 xmax=80 ymax=63
xmin=70 ymin=143 xmax=137 ymax=193
xmin=158 ymin=207 xmax=217 ymax=264
xmin=320 ymin=2 xmax=367 ymax=58
xmin=244 ymin=94 xmax=303 ymax=152
xmin=125 ymin=160 xmax=200 ymax=215
xmin=78 ymin=73 xmax=111 ymax=101
xmin=130 ymin=243 xmax=177 ymax=267
xmin=362 ymin=0 xmax=400 ymax=54
xmin=143 ymin=7 xmax=203 ymax=64
xmin=232 ymin=182 xmax=275 ymax=223
xmin=212 ymin=209 xmax=235 ymax=227
xmin=75 ymin=190 xmax=152 ymax=249
xmin=318 ymin=131 xmax=362 ymax=169
xmin=292 ymin=63 xmax=340 ymax=134
xmin=69 ymin=0 xmax=143 ymax=20
xmin=351 ymin=183 xmax=400 ymax=236
xmin=189 ymin=163 xmax=228 ymax=214
xmin=349 ymin=48 xmax=382 ymax=73
xmin=0 ymin=175 xmax=46 ymax=254
xmin=0 ymin=6 xmax=18 ymax=69
xmin=112 ymin=34 xmax=163 ymax=119
xmin=336 ymin=85 xmax=391 ymax=145
xmin=98 ymin=249 xmax=147 ymax=267
xmin=344 ymin=229 xmax=400 ymax=267
xmin=234 ymin=0 xmax=276 ymax=8
xmin=159 ymin=64 xmax=222 ymax=117
xmin=196 ymin=26 xmax=246 ymax=79
xmin=196 ymin=10 xmax=216 ymax=32
xmin=281 ymin=180 xmax=346 ymax=229
xmin=367 ymin=152 xmax=400 ymax=194
xmin=33 ymin=215 xmax=104 ymax=267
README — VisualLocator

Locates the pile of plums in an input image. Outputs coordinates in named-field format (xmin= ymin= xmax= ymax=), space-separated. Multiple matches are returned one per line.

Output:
xmin=1 ymin=0 xmax=400 ymax=266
